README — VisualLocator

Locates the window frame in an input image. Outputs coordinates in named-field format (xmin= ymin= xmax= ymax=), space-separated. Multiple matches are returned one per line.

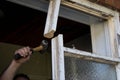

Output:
xmin=51 ymin=0 xmax=120 ymax=80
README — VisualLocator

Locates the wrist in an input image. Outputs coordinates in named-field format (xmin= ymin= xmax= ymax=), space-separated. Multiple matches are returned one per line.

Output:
xmin=11 ymin=60 xmax=22 ymax=68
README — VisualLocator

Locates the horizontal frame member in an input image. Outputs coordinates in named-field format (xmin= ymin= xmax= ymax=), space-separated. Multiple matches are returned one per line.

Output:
xmin=64 ymin=47 xmax=120 ymax=65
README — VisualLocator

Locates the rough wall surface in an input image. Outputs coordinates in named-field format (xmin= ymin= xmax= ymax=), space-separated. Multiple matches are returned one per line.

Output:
xmin=89 ymin=0 xmax=120 ymax=12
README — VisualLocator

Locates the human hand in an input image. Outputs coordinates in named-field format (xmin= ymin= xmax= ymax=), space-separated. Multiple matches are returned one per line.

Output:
xmin=14 ymin=46 xmax=32 ymax=64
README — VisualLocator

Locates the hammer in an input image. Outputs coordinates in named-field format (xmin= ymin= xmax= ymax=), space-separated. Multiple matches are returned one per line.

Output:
xmin=14 ymin=40 xmax=48 ymax=60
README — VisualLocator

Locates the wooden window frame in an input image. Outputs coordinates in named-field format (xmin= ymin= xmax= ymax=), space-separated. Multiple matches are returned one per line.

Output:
xmin=51 ymin=0 xmax=120 ymax=80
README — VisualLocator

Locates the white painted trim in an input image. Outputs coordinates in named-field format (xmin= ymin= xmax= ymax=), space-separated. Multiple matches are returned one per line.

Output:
xmin=62 ymin=0 xmax=115 ymax=19
xmin=52 ymin=34 xmax=65 ymax=80
xmin=44 ymin=0 xmax=61 ymax=38
xmin=115 ymin=12 xmax=120 ymax=34
xmin=64 ymin=47 xmax=120 ymax=65
xmin=107 ymin=17 xmax=119 ymax=58
xmin=114 ymin=12 xmax=120 ymax=57
xmin=90 ymin=20 xmax=113 ymax=57
xmin=116 ymin=63 xmax=120 ymax=80
xmin=91 ymin=22 xmax=107 ymax=56
xmin=103 ymin=20 xmax=112 ymax=57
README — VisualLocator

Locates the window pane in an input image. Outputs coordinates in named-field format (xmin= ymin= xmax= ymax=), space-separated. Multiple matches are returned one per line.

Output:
xmin=65 ymin=56 xmax=117 ymax=80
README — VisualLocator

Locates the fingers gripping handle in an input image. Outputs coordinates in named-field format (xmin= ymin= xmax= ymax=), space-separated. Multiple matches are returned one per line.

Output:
xmin=14 ymin=49 xmax=33 ymax=60
xmin=14 ymin=53 xmax=23 ymax=60
xmin=14 ymin=40 xmax=48 ymax=60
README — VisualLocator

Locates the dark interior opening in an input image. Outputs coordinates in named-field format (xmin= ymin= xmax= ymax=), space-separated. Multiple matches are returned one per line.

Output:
xmin=0 ymin=0 xmax=92 ymax=52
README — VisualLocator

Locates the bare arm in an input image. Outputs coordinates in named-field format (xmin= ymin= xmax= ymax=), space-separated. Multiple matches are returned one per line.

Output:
xmin=0 ymin=47 xmax=32 ymax=80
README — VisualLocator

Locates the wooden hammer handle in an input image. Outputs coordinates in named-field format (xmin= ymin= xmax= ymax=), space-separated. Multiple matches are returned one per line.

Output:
xmin=14 ymin=40 xmax=48 ymax=60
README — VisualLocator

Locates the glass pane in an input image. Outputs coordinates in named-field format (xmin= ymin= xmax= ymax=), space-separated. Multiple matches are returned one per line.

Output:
xmin=65 ymin=56 xmax=117 ymax=80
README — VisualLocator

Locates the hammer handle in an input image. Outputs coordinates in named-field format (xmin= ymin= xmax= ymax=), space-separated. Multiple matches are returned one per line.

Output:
xmin=14 ymin=46 xmax=44 ymax=60
xmin=14 ymin=40 xmax=48 ymax=60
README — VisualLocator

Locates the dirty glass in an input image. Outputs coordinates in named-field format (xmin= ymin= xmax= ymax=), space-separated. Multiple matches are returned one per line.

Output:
xmin=65 ymin=56 xmax=117 ymax=80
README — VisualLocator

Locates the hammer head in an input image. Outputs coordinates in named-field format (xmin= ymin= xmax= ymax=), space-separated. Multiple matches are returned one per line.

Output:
xmin=39 ymin=40 xmax=48 ymax=54
xmin=41 ymin=40 xmax=48 ymax=50
xmin=33 ymin=40 xmax=48 ymax=53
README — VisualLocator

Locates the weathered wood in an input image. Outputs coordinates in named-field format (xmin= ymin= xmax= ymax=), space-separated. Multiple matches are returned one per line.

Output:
xmin=64 ymin=47 xmax=120 ymax=65
xmin=62 ymin=0 xmax=115 ymax=19
xmin=116 ymin=63 xmax=120 ymax=80
xmin=91 ymin=21 xmax=111 ymax=57
xmin=91 ymin=17 xmax=117 ymax=58
xmin=52 ymin=34 xmax=65 ymax=80
xmin=114 ymin=12 xmax=120 ymax=58
xmin=44 ymin=0 xmax=61 ymax=38
xmin=114 ymin=12 xmax=120 ymax=80
xmin=107 ymin=14 xmax=119 ymax=58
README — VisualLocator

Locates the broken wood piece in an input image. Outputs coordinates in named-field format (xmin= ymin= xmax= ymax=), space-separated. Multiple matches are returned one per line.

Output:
xmin=44 ymin=0 xmax=61 ymax=38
